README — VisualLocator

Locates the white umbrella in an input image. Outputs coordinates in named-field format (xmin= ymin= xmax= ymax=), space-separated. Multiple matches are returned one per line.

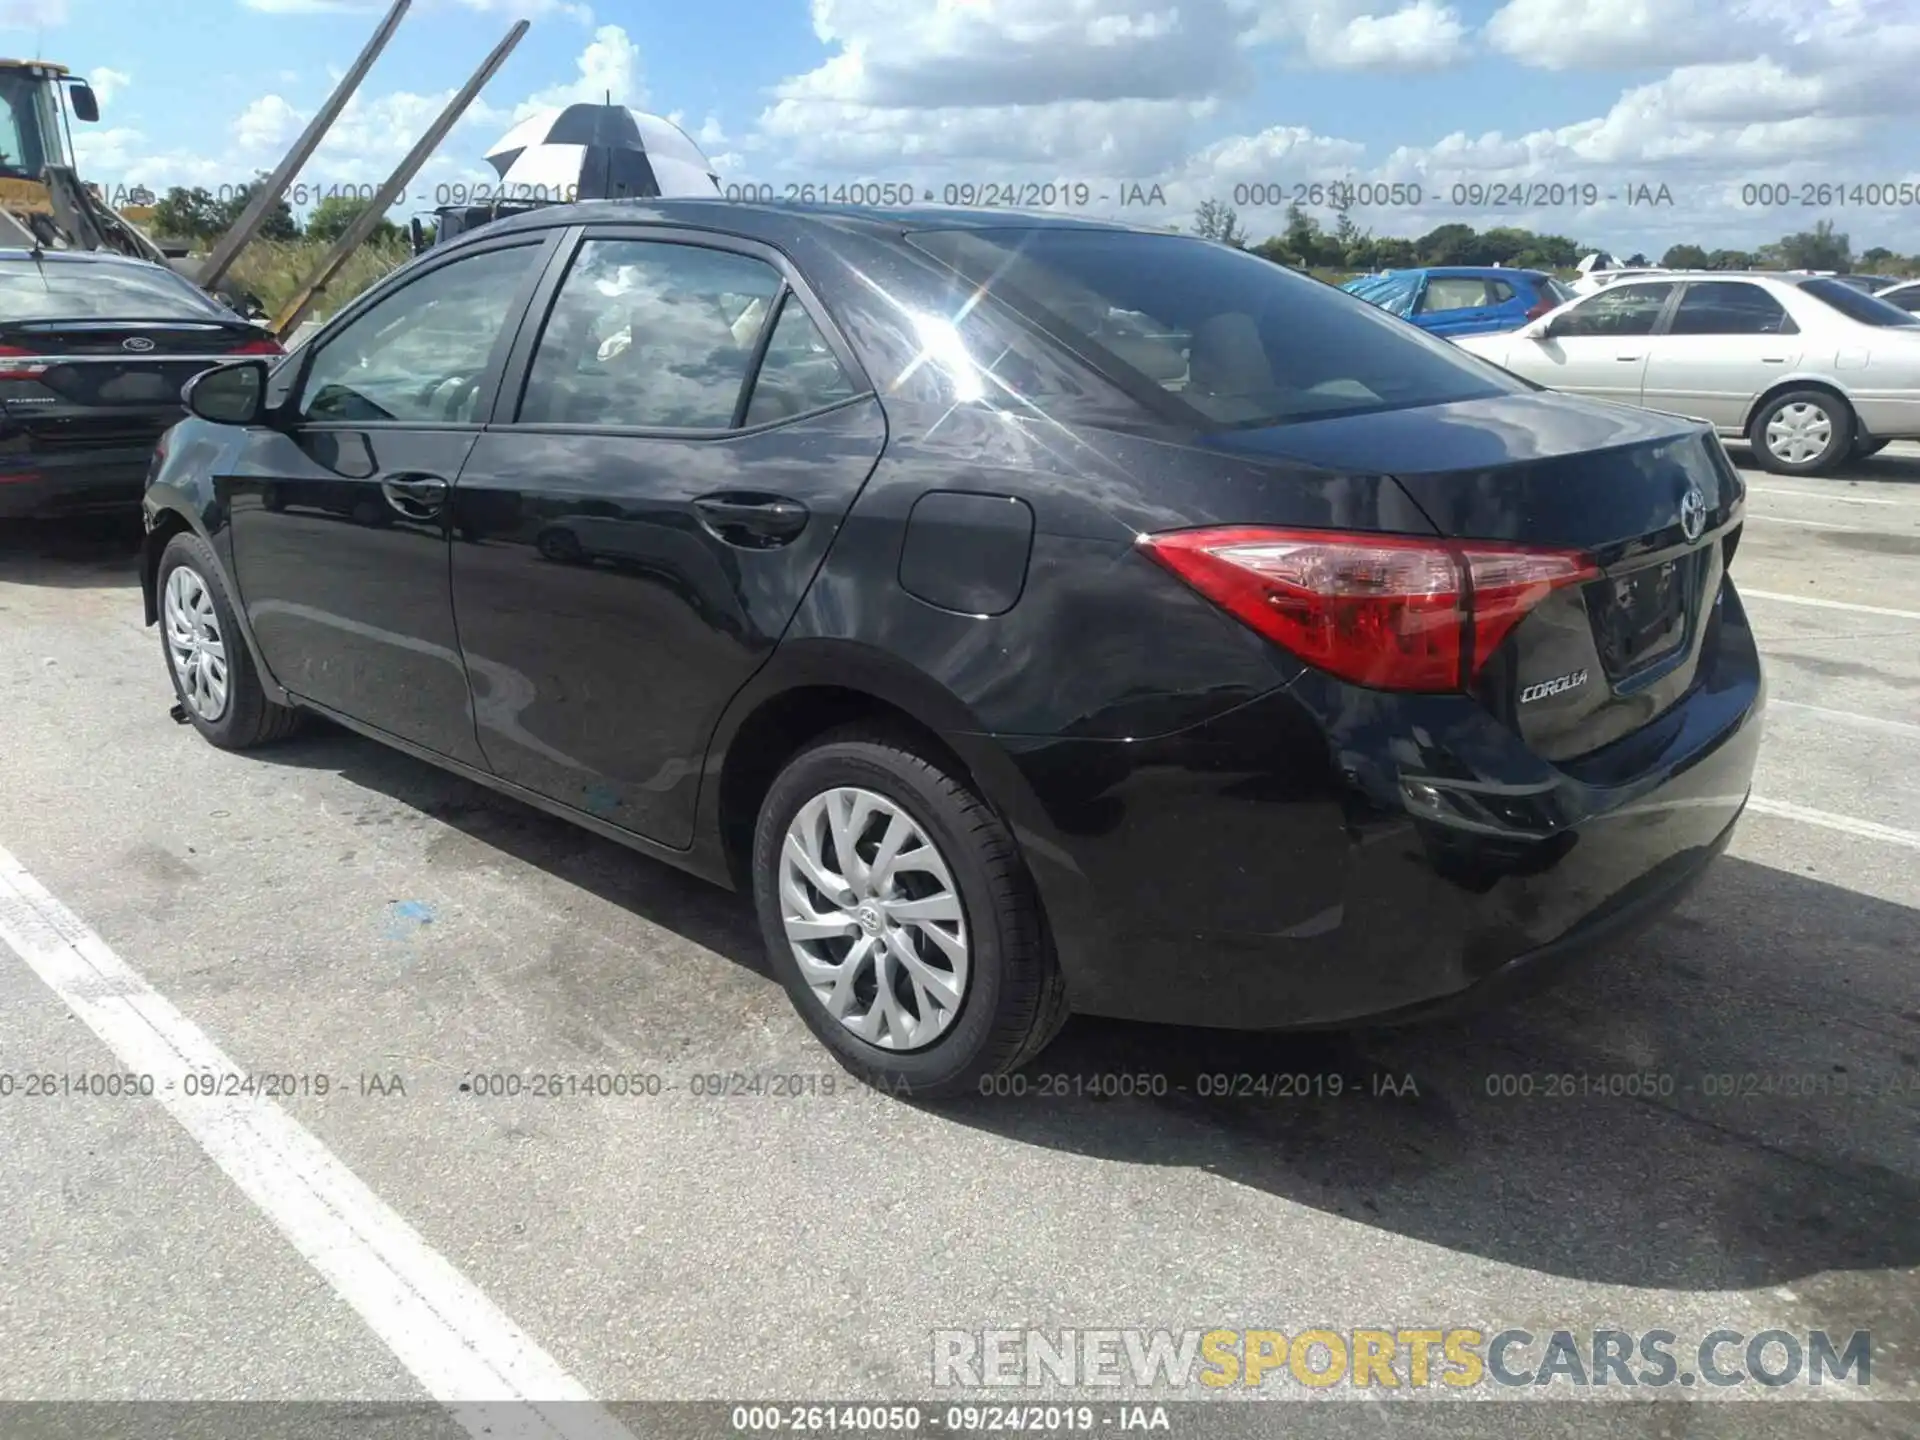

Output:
xmin=484 ymin=104 xmax=721 ymax=201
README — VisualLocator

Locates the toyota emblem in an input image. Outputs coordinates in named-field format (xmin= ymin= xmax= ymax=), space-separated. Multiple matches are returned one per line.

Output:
xmin=1679 ymin=484 xmax=1707 ymax=542
xmin=122 ymin=336 xmax=156 ymax=352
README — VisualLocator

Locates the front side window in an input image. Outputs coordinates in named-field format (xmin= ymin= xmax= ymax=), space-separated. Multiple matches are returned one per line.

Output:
xmin=907 ymin=229 xmax=1526 ymax=429
xmin=1550 ymin=282 xmax=1676 ymax=338
xmin=1668 ymin=282 xmax=1797 ymax=336
xmin=298 ymin=245 xmax=539 ymax=424
xmin=518 ymin=238 xmax=785 ymax=428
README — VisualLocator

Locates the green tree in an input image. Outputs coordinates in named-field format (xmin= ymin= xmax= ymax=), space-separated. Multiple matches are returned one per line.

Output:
xmin=1704 ymin=248 xmax=1757 ymax=270
xmin=307 ymin=193 xmax=401 ymax=246
xmin=1773 ymin=219 xmax=1850 ymax=270
xmin=1414 ymin=222 xmax=1477 ymax=265
xmin=1859 ymin=245 xmax=1896 ymax=269
xmin=1371 ymin=236 xmax=1417 ymax=270
xmin=151 ymin=186 xmax=223 ymax=242
xmin=1191 ymin=199 xmax=1246 ymax=247
xmin=211 ymin=171 xmax=300 ymax=243
xmin=1661 ymin=244 xmax=1709 ymax=269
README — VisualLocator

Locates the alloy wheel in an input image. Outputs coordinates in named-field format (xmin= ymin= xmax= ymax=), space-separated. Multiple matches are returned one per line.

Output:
xmin=1764 ymin=402 xmax=1833 ymax=466
xmin=778 ymin=786 xmax=970 ymax=1051
xmin=163 ymin=565 xmax=230 ymax=722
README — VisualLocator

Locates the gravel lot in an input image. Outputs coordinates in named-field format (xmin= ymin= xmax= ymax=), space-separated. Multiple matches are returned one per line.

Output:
xmin=2 ymin=444 xmax=1917 ymax=1440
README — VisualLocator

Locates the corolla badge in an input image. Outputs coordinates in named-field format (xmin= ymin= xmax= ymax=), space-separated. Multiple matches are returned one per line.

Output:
xmin=122 ymin=336 xmax=156 ymax=352
xmin=1679 ymin=483 xmax=1707 ymax=542
xmin=1520 ymin=669 xmax=1588 ymax=704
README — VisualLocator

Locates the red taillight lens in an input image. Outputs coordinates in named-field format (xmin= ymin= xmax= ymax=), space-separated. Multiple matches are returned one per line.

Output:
xmin=228 ymin=337 xmax=284 ymax=355
xmin=0 ymin=343 xmax=49 ymax=382
xmin=1523 ymin=297 xmax=1557 ymax=322
xmin=1138 ymin=526 xmax=1598 ymax=693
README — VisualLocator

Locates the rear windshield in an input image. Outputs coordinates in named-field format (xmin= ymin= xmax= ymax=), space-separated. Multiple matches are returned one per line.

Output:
xmin=905 ymin=229 xmax=1527 ymax=429
xmin=1800 ymin=278 xmax=1920 ymax=327
xmin=0 ymin=261 xmax=228 ymax=322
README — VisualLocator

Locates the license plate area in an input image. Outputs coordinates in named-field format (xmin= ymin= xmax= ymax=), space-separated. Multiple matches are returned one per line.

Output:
xmin=1588 ymin=550 xmax=1704 ymax=680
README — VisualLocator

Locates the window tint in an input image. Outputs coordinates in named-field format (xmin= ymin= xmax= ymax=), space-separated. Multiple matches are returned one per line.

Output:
xmin=1879 ymin=285 xmax=1920 ymax=314
xmin=742 ymin=297 xmax=859 ymax=426
xmin=1801 ymin=278 xmax=1920 ymax=327
xmin=518 ymin=238 xmax=784 ymax=428
xmin=1668 ymin=282 xmax=1797 ymax=336
xmin=1549 ymin=282 xmax=1675 ymax=338
xmin=0 ymin=259 xmax=229 ymax=321
xmin=299 ymin=245 xmax=537 ymax=424
xmin=906 ymin=229 xmax=1526 ymax=429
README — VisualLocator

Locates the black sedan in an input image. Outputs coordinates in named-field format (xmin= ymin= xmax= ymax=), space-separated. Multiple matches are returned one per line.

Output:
xmin=138 ymin=201 xmax=1765 ymax=1097
xmin=0 ymin=248 xmax=282 ymax=518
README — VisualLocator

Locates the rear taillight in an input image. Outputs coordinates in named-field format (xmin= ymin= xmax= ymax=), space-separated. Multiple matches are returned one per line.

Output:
xmin=0 ymin=343 xmax=49 ymax=381
xmin=228 ymin=337 xmax=284 ymax=355
xmin=1523 ymin=296 xmax=1557 ymax=322
xmin=1138 ymin=526 xmax=1599 ymax=693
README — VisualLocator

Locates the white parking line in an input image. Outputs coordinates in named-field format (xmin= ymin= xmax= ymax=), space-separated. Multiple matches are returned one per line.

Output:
xmin=0 ymin=844 xmax=634 ymax=1440
xmin=1746 ymin=799 xmax=1920 ymax=853
xmin=1739 ymin=589 xmax=1920 ymax=621
xmin=1745 ymin=486 xmax=1907 ymax=507
xmin=1769 ymin=699 xmax=1920 ymax=739
xmin=1742 ymin=514 xmax=1897 ymax=533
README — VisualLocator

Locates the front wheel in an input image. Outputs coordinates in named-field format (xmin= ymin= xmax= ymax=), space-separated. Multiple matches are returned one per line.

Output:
xmin=157 ymin=531 xmax=303 ymax=750
xmin=1749 ymin=389 xmax=1854 ymax=475
xmin=751 ymin=727 xmax=1068 ymax=1099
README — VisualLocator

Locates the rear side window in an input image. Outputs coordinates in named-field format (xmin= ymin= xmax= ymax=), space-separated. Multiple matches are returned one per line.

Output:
xmin=1801 ymin=278 xmax=1920 ymax=327
xmin=0 ymin=261 xmax=228 ymax=321
xmin=1549 ymin=282 xmax=1675 ymax=338
xmin=1668 ymin=283 xmax=1798 ymax=336
xmin=906 ymin=229 xmax=1525 ymax=429
xmin=1880 ymin=286 xmax=1920 ymax=314
xmin=1418 ymin=278 xmax=1501 ymax=312
xmin=743 ymin=297 xmax=859 ymax=426
xmin=518 ymin=238 xmax=785 ymax=428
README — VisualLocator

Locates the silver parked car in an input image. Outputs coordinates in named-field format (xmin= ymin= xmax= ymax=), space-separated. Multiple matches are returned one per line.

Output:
xmin=1454 ymin=273 xmax=1920 ymax=475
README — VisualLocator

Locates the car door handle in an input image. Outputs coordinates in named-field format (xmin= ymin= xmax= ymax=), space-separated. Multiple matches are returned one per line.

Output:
xmin=1760 ymin=356 xmax=1787 ymax=363
xmin=694 ymin=493 xmax=810 ymax=548
xmin=381 ymin=473 xmax=448 ymax=518
xmin=1615 ymin=354 xmax=1643 ymax=361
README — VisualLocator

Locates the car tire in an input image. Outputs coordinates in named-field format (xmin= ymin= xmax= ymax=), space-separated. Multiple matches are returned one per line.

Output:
xmin=752 ymin=726 xmax=1069 ymax=1099
xmin=1850 ymin=437 xmax=1889 ymax=460
xmin=157 ymin=531 xmax=303 ymax=750
xmin=1748 ymin=389 xmax=1854 ymax=476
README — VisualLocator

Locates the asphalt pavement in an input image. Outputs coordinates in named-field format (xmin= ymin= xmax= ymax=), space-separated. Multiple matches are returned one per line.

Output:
xmin=1 ymin=443 xmax=1917 ymax=1440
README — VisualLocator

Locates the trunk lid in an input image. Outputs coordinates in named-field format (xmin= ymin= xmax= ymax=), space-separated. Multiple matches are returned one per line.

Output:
xmin=1 ymin=319 xmax=272 ymax=410
xmin=1202 ymin=392 xmax=1744 ymax=760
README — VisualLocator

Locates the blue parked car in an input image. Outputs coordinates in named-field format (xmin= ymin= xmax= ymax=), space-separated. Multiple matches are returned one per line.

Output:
xmin=1342 ymin=266 xmax=1574 ymax=337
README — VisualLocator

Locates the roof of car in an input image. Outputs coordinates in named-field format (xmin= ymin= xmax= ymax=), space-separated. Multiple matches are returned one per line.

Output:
xmin=463 ymin=198 xmax=1146 ymax=248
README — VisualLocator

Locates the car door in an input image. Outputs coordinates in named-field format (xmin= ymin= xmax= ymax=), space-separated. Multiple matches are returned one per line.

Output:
xmin=1639 ymin=280 xmax=1801 ymax=430
xmin=1413 ymin=275 xmax=1512 ymax=337
xmin=1494 ymin=281 xmax=1677 ymax=404
xmin=447 ymin=226 xmax=887 ymax=847
xmin=224 ymin=235 xmax=553 ymax=765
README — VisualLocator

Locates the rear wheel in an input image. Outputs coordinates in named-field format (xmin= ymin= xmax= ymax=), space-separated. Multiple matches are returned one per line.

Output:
xmin=157 ymin=531 xmax=302 ymax=750
xmin=751 ymin=727 xmax=1068 ymax=1099
xmin=1749 ymin=389 xmax=1853 ymax=476
xmin=1850 ymin=436 xmax=1889 ymax=460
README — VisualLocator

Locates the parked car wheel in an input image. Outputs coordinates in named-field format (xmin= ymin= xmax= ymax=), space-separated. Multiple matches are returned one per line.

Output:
xmin=1749 ymin=389 xmax=1854 ymax=475
xmin=751 ymin=727 xmax=1069 ymax=1099
xmin=157 ymin=532 xmax=303 ymax=750
xmin=1850 ymin=437 xmax=1889 ymax=460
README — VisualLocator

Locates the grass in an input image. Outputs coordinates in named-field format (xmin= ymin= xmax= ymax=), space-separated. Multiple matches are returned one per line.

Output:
xmin=222 ymin=237 xmax=413 ymax=325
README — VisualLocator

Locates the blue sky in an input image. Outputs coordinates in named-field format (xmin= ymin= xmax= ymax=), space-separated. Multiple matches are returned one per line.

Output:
xmin=7 ymin=0 xmax=1919 ymax=255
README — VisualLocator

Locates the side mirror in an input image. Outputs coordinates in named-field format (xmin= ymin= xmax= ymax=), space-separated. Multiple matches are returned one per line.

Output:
xmin=67 ymin=81 xmax=100 ymax=123
xmin=409 ymin=218 xmax=427 ymax=255
xmin=183 ymin=360 xmax=269 ymax=426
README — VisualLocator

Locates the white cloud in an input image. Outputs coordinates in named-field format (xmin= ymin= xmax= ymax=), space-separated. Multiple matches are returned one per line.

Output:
xmin=512 ymin=23 xmax=643 ymax=120
xmin=234 ymin=95 xmax=305 ymax=153
xmin=0 ymin=0 xmax=67 ymax=22
xmin=1306 ymin=1 xmax=1469 ymax=69
xmin=90 ymin=67 xmax=132 ymax=106
xmin=240 ymin=0 xmax=378 ymax=12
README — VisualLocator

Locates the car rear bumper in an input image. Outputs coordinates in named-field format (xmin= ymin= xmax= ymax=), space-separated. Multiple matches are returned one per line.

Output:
xmin=0 ymin=449 xmax=152 ymax=518
xmin=969 ymin=582 xmax=1766 ymax=1031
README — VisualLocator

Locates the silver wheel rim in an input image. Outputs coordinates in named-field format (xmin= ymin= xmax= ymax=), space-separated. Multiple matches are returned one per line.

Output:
xmin=163 ymin=565 xmax=230 ymax=722
xmin=779 ymin=786 xmax=970 ymax=1051
xmin=1765 ymin=402 xmax=1833 ymax=465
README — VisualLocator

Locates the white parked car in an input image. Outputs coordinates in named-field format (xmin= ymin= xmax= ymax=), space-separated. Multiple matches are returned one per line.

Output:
xmin=1873 ymin=278 xmax=1920 ymax=314
xmin=1453 ymin=272 xmax=1920 ymax=475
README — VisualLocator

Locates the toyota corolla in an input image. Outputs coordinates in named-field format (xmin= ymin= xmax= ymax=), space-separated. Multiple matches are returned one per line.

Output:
xmin=139 ymin=202 xmax=1766 ymax=1097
